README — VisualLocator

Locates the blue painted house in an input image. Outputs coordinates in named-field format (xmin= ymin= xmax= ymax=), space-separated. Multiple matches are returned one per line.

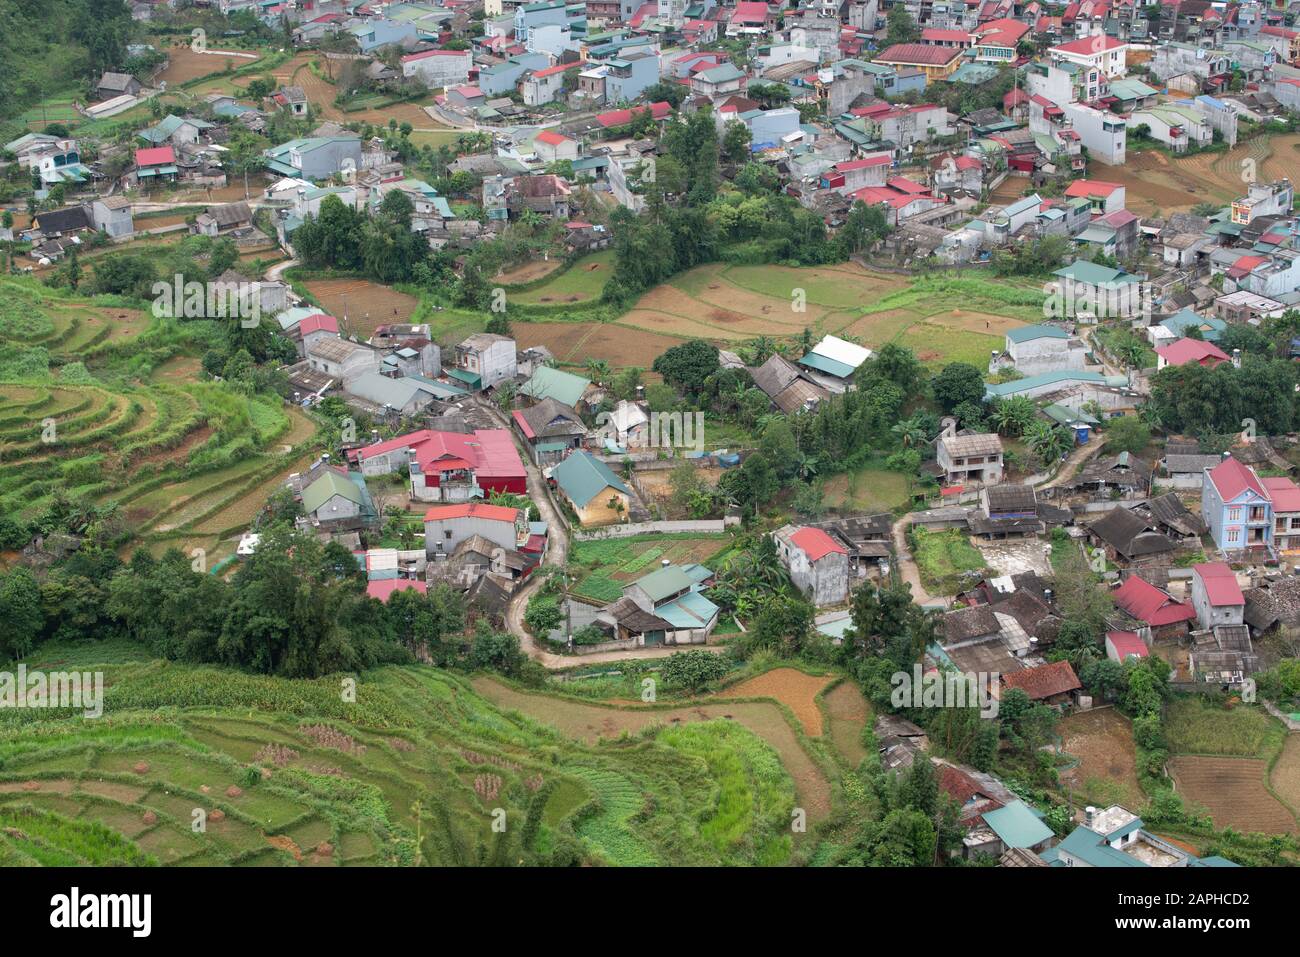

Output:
xmin=1201 ymin=454 xmax=1273 ymax=554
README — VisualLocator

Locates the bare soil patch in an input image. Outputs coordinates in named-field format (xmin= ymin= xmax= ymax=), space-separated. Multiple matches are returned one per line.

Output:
xmin=717 ymin=668 xmax=836 ymax=736
xmin=1169 ymin=755 xmax=1298 ymax=835
xmin=1058 ymin=708 xmax=1143 ymax=807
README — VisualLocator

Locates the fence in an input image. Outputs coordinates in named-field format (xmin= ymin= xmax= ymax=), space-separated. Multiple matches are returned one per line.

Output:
xmin=572 ymin=519 xmax=737 ymax=541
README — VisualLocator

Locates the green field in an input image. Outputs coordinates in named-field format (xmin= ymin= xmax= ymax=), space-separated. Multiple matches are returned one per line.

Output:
xmin=509 ymin=250 xmax=616 ymax=305
xmin=0 ymin=648 xmax=797 ymax=867
xmin=567 ymin=533 xmax=733 ymax=603
xmin=911 ymin=528 xmax=988 ymax=594
xmin=1164 ymin=698 xmax=1287 ymax=758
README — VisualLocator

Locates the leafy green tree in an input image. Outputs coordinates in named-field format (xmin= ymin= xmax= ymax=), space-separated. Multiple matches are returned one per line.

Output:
xmin=0 ymin=567 xmax=44 ymax=660
xmin=932 ymin=362 xmax=987 ymax=412
xmin=660 ymin=649 xmax=728 ymax=691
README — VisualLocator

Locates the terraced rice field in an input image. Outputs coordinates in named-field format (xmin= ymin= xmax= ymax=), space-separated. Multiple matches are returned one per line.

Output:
xmin=1104 ymin=133 xmax=1300 ymax=218
xmin=1168 ymin=755 xmax=1298 ymax=835
xmin=0 ymin=661 xmax=794 ymax=867
xmin=472 ymin=675 xmax=836 ymax=823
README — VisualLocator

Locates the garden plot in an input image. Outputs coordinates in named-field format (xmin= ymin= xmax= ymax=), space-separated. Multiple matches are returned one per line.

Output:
xmin=1168 ymin=756 xmax=1298 ymax=835
xmin=568 ymin=534 xmax=732 ymax=603
xmin=1057 ymin=707 xmax=1143 ymax=808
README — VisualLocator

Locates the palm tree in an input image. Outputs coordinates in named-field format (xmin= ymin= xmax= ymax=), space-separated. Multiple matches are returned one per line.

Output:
xmin=892 ymin=415 xmax=929 ymax=449
xmin=584 ymin=358 xmax=611 ymax=385
xmin=989 ymin=397 xmax=1036 ymax=436
xmin=1025 ymin=421 xmax=1073 ymax=463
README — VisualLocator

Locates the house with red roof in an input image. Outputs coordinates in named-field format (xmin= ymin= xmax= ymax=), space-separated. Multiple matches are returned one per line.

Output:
xmin=1262 ymin=476 xmax=1300 ymax=553
xmin=774 ymin=524 xmax=849 ymax=606
xmin=849 ymin=176 xmax=945 ymax=226
xmin=594 ymin=101 xmax=672 ymax=130
xmin=134 ymin=145 xmax=177 ymax=184
xmin=873 ymin=43 xmax=966 ymax=81
xmin=727 ymin=1 xmax=776 ymax=37
xmin=424 ymin=502 xmax=529 ymax=557
xmin=367 ymin=579 xmax=427 ymax=603
xmin=400 ymin=48 xmax=472 ymax=87
xmin=820 ymin=153 xmax=891 ymax=193
xmin=1063 ymin=179 xmax=1125 ymax=214
xmin=1112 ymin=574 xmax=1197 ymax=639
xmin=533 ymin=128 xmax=579 ymax=164
xmin=1049 ymin=33 xmax=1128 ymax=76
xmin=1155 ymin=337 xmax=1230 ymax=370
xmin=971 ymin=17 xmax=1030 ymax=61
xmin=1202 ymin=453 xmax=1273 ymax=554
xmin=348 ymin=428 xmax=526 ymax=503
xmin=1191 ymin=562 xmax=1245 ymax=630
xmin=1001 ymin=660 xmax=1081 ymax=706
xmin=1105 ymin=630 xmax=1149 ymax=662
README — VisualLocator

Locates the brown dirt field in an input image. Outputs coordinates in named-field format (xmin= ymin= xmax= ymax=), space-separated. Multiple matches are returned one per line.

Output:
xmin=511 ymin=320 xmax=687 ymax=368
xmin=1108 ymin=134 xmax=1300 ymax=218
xmin=157 ymin=46 xmax=261 ymax=86
xmin=285 ymin=58 xmax=441 ymax=128
xmin=1058 ymin=707 xmax=1143 ymax=807
xmin=823 ymin=681 xmax=871 ymax=768
xmin=302 ymin=278 xmax=419 ymax=339
xmin=989 ymin=175 xmax=1033 ymax=204
xmin=149 ymin=356 xmax=202 ymax=384
xmin=717 ymin=668 xmax=835 ymax=736
xmin=1269 ymin=735 xmax=1300 ymax=816
xmin=471 ymin=677 xmax=832 ymax=821
xmin=1168 ymin=755 xmax=1298 ymax=835
xmin=497 ymin=259 xmax=564 ymax=285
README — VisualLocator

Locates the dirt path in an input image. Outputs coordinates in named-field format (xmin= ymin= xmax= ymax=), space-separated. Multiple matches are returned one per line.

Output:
xmin=891 ymin=516 xmax=936 ymax=605
xmin=471 ymin=676 xmax=832 ymax=821
xmin=477 ymin=399 xmax=727 ymax=669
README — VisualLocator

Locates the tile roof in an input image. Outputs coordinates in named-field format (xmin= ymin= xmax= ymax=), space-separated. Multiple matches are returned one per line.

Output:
xmin=789 ymin=526 xmax=847 ymax=561
xmin=1113 ymin=575 xmax=1196 ymax=626
xmin=1001 ymin=660 xmax=1081 ymax=700
xmin=1207 ymin=455 xmax=1267 ymax=502
xmin=424 ymin=502 xmax=521 ymax=524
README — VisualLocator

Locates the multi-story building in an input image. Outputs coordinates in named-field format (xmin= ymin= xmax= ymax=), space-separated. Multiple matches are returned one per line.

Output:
xmin=1201 ymin=454 xmax=1273 ymax=554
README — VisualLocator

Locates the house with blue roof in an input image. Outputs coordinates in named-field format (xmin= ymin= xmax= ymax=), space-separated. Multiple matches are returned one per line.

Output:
xmin=1040 ymin=805 xmax=1238 ymax=867
xmin=1149 ymin=307 xmax=1226 ymax=347
xmin=964 ymin=799 xmax=1055 ymax=859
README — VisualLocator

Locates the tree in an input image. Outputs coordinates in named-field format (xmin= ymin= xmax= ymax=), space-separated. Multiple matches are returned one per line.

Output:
xmin=721 ymin=119 xmax=751 ymax=165
xmin=659 ymin=649 xmax=727 ymax=691
xmin=1103 ymin=415 xmax=1151 ymax=455
xmin=932 ymin=362 xmax=987 ymax=412
xmin=885 ymin=6 xmax=921 ymax=44
xmin=467 ymin=621 xmax=525 ymax=676
xmin=652 ymin=339 xmax=720 ymax=395
xmin=0 ymin=568 xmax=44 ymax=660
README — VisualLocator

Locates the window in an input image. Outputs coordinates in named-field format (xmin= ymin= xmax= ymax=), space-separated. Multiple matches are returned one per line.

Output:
xmin=1228 ymin=506 xmax=1241 ymax=522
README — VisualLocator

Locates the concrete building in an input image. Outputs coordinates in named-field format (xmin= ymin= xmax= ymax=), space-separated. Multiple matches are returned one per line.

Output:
xmin=936 ymin=432 xmax=1004 ymax=486
xmin=1201 ymin=454 xmax=1273 ymax=554
xmin=996 ymin=325 xmax=1088 ymax=376
xmin=424 ymin=502 xmax=529 ymax=557
xmin=774 ymin=525 xmax=850 ymax=607
xmin=1191 ymin=562 xmax=1246 ymax=631
xmin=452 ymin=333 xmax=517 ymax=391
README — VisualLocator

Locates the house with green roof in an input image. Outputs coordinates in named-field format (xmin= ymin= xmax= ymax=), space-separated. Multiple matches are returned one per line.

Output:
xmin=972 ymin=800 xmax=1054 ymax=857
xmin=1130 ymin=102 xmax=1214 ymax=152
xmin=263 ymin=135 xmax=363 ymax=180
xmin=519 ymin=365 xmax=592 ymax=408
xmin=299 ymin=467 xmax=376 ymax=530
xmin=1052 ymin=260 xmax=1143 ymax=319
xmin=984 ymin=369 xmax=1122 ymax=401
xmin=997 ymin=324 xmax=1089 ymax=376
xmin=1039 ymin=805 xmax=1239 ymax=868
xmin=549 ymin=450 xmax=630 ymax=526
xmin=595 ymin=561 xmax=720 ymax=646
